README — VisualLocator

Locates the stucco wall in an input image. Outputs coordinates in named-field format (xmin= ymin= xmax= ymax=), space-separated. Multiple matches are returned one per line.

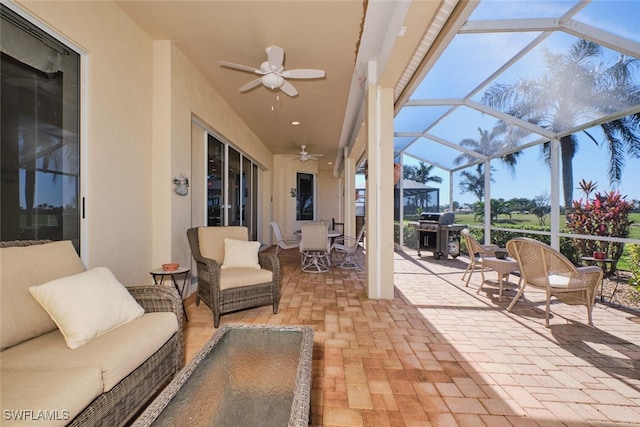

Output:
xmin=270 ymin=155 xmax=342 ymax=242
xmin=15 ymin=0 xmax=155 ymax=284
xmin=13 ymin=0 xmax=276 ymax=284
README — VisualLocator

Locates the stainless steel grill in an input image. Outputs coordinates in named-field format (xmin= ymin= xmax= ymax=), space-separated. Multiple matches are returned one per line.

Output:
xmin=415 ymin=212 xmax=465 ymax=260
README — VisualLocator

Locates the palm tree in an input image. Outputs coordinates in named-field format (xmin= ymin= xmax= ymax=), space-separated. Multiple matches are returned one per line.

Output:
xmin=459 ymin=164 xmax=487 ymax=201
xmin=403 ymin=162 xmax=443 ymax=185
xmin=402 ymin=161 xmax=442 ymax=211
xmin=482 ymin=39 xmax=640 ymax=210
xmin=453 ymin=127 xmax=522 ymax=201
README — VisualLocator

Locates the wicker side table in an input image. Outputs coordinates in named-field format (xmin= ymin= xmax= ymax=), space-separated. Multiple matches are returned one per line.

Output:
xmin=479 ymin=256 xmax=520 ymax=300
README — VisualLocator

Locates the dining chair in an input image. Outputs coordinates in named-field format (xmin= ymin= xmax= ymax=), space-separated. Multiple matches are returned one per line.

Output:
xmin=331 ymin=218 xmax=344 ymax=237
xmin=461 ymin=228 xmax=502 ymax=287
xmin=331 ymin=225 xmax=366 ymax=269
xmin=299 ymin=222 xmax=330 ymax=273
xmin=269 ymin=222 xmax=300 ymax=256
xmin=506 ymin=237 xmax=602 ymax=327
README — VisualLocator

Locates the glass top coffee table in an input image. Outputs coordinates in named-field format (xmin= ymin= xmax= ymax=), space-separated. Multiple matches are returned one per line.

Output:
xmin=133 ymin=324 xmax=314 ymax=427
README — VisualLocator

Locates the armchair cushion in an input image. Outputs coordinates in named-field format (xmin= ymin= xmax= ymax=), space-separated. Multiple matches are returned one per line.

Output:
xmin=29 ymin=267 xmax=144 ymax=349
xmin=222 ymin=238 xmax=261 ymax=270
xmin=220 ymin=268 xmax=274 ymax=290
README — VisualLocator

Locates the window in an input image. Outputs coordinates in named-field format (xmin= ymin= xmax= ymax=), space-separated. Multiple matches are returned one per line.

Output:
xmin=296 ymin=172 xmax=315 ymax=221
xmin=0 ymin=5 xmax=81 ymax=250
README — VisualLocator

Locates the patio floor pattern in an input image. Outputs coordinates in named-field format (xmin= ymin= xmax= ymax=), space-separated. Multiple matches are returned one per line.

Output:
xmin=181 ymin=246 xmax=640 ymax=426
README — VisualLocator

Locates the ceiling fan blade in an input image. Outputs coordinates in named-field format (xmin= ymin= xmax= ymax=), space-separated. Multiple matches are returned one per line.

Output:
xmin=267 ymin=46 xmax=284 ymax=72
xmin=219 ymin=61 xmax=263 ymax=74
xmin=281 ymin=69 xmax=325 ymax=79
xmin=309 ymin=154 xmax=325 ymax=159
xmin=238 ymin=79 xmax=262 ymax=92
xmin=280 ymin=80 xmax=298 ymax=97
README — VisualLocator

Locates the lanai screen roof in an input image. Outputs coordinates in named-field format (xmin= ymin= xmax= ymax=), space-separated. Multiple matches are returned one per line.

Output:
xmin=395 ymin=0 xmax=640 ymax=174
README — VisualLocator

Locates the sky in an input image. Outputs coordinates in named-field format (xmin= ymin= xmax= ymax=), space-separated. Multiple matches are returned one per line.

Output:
xmin=387 ymin=0 xmax=640 ymax=208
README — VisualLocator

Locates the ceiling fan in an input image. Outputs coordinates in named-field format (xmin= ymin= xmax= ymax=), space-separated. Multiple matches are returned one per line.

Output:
xmin=293 ymin=145 xmax=324 ymax=162
xmin=219 ymin=46 xmax=325 ymax=97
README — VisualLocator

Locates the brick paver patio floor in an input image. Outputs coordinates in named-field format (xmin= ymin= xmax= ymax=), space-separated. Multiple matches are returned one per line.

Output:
xmin=182 ymin=246 xmax=640 ymax=426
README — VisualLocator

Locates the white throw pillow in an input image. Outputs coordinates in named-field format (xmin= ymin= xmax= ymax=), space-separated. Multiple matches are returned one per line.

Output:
xmin=222 ymin=238 xmax=261 ymax=269
xmin=29 ymin=267 xmax=144 ymax=349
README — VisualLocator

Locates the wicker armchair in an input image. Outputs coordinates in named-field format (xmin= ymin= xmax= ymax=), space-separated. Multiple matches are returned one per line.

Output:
xmin=506 ymin=237 xmax=603 ymax=327
xmin=461 ymin=228 xmax=502 ymax=287
xmin=187 ymin=226 xmax=281 ymax=327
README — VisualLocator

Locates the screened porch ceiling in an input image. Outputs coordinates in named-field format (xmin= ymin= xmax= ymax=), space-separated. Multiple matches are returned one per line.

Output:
xmin=394 ymin=0 xmax=640 ymax=174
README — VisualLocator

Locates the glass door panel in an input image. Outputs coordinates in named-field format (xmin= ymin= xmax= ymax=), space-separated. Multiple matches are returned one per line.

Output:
xmin=1 ymin=6 xmax=80 ymax=249
xmin=251 ymin=163 xmax=258 ymax=241
xmin=207 ymin=135 xmax=224 ymax=226
xmin=242 ymin=156 xmax=251 ymax=230
xmin=228 ymin=147 xmax=241 ymax=226
xmin=205 ymin=132 xmax=260 ymax=232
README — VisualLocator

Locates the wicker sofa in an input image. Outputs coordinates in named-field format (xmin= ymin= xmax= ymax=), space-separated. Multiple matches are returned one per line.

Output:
xmin=0 ymin=240 xmax=184 ymax=426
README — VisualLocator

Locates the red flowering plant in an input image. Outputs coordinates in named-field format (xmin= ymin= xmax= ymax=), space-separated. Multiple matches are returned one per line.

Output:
xmin=567 ymin=180 xmax=633 ymax=273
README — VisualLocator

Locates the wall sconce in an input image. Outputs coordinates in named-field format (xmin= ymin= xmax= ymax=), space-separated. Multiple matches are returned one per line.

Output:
xmin=173 ymin=174 xmax=189 ymax=196
xmin=290 ymin=188 xmax=297 ymax=198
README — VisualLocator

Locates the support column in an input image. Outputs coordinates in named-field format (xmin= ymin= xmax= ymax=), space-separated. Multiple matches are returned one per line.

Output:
xmin=343 ymin=150 xmax=356 ymax=238
xmin=365 ymin=62 xmax=394 ymax=300
xmin=550 ymin=138 xmax=561 ymax=250
xmin=449 ymin=170 xmax=454 ymax=212
xmin=483 ymin=159 xmax=491 ymax=245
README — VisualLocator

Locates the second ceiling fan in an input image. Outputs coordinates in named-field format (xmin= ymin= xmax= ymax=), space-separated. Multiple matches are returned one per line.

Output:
xmin=219 ymin=46 xmax=325 ymax=97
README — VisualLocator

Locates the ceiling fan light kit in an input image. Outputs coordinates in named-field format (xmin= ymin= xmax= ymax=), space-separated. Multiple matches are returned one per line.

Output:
xmin=295 ymin=145 xmax=324 ymax=162
xmin=219 ymin=45 xmax=325 ymax=97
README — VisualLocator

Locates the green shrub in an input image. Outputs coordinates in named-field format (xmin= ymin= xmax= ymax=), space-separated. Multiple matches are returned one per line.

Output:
xmin=566 ymin=183 xmax=633 ymax=271
xmin=627 ymin=244 xmax=640 ymax=290
xmin=394 ymin=222 xmax=417 ymax=249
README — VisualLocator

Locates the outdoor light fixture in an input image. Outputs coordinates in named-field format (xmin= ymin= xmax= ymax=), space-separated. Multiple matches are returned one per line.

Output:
xmin=173 ymin=174 xmax=189 ymax=196
xmin=290 ymin=188 xmax=297 ymax=198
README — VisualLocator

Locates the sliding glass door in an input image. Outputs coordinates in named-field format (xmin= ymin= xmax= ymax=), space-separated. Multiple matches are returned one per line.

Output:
xmin=0 ymin=5 xmax=81 ymax=249
xmin=206 ymin=133 xmax=260 ymax=239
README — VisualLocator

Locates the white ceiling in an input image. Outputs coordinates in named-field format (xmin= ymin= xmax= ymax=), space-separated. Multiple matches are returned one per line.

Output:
xmin=115 ymin=0 xmax=443 ymax=171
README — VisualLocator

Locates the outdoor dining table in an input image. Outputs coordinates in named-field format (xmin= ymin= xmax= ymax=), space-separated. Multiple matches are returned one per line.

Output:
xmin=294 ymin=229 xmax=341 ymax=239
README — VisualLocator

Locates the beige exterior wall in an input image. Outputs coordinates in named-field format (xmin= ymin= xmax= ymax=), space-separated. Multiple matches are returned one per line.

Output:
xmin=318 ymin=170 xmax=342 ymax=226
xmin=13 ymin=0 xmax=276 ymax=285
xmin=269 ymin=155 xmax=341 ymax=242
xmin=15 ymin=0 xmax=155 ymax=284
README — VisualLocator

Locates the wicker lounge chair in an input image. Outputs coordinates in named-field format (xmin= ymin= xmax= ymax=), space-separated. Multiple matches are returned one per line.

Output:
xmin=461 ymin=228 xmax=502 ymax=287
xmin=506 ymin=237 xmax=603 ymax=327
xmin=187 ymin=226 xmax=280 ymax=327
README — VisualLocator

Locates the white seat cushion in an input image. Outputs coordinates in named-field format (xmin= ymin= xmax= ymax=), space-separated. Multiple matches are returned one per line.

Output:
xmin=548 ymin=274 xmax=570 ymax=288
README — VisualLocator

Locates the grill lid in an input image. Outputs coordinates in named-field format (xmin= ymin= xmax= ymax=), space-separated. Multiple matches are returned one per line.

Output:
xmin=419 ymin=212 xmax=455 ymax=225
